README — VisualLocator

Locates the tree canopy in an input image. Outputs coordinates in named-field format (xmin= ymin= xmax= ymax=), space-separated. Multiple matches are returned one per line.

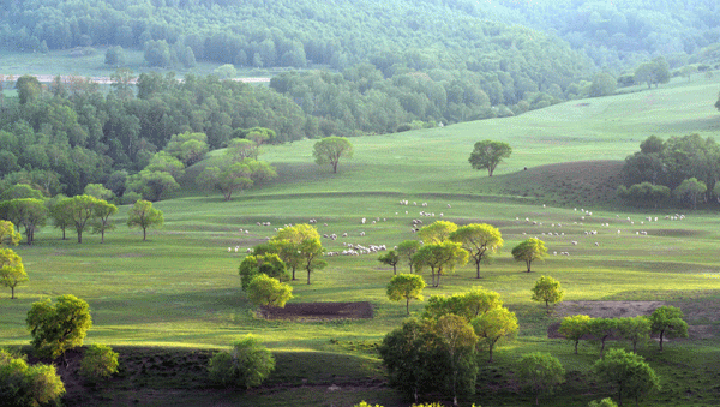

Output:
xmin=312 ymin=137 xmax=354 ymax=173
xmin=26 ymin=294 xmax=92 ymax=359
xmin=468 ymin=140 xmax=512 ymax=177
xmin=449 ymin=223 xmax=503 ymax=279
xmin=126 ymin=199 xmax=164 ymax=241
xmin=511 ymin=238 xmax=547 ymax=273
xmin=387 ymin=273 xmax=426 ymax=316
xmin=0 ymin=248 xmax=27 ymax=299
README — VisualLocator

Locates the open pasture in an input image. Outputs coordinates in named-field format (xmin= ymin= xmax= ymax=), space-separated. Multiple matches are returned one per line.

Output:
xmin=3 ymin=81 xmax=720 ymax=406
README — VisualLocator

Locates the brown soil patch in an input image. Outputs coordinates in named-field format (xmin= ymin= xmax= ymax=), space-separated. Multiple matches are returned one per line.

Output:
xmin=257 ymin=301 xmax=373 ymax=321
xmin=548 ymin=300 xmax=718 ymax=340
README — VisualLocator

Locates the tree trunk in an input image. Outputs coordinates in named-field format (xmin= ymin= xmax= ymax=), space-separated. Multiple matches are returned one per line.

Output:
xmin=488 ymin=341 xmax=495 ymax=363
xmin=574 ymin=340 xmax=579 ymax=354
xmin=143 ymin=227 xmax=147 ymax=241
xmin=291 ymin=266 xmax=296 ymax=281
xmin=306 ymin=268 xmax=311 ymax=285
xmin=526 ymin=260 xmax=532 ymax=273
xmin=77 ymin=229 xmax=83 ymax=243
xmin=101 ymin=229 xmax=105 ymax=244
xmin=659 ymin=330 xmax=664 ymax=351
xmin=11 ymin=286 xmax=15 ymax=299
xmin=406 ymin=297 xmax=410 ymax=316
xmin=476 ymin=260 xmax=481 ymax=279
xmin=332 ymin=161 xmax=338 ymax=173
xmin=393 ymin=264 xmax=397 ymax=275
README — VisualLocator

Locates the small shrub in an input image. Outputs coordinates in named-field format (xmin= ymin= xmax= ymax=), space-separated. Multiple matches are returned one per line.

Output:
xmin=208 ymin=336 xmax=275 ymax=389
xmin=79 ymin=344 xmax=120 ymax=383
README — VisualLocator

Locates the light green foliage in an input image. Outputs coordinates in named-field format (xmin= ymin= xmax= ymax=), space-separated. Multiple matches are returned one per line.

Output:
xmin=635 ymin=56 xmax=670 ymax=89
xmin=418 ymin=220 xmax=457 ymax=245
xmin=587 ymin=318 xmax=619 ymax=356
xmin=214 ymin=64 xmax=237 ymax=79
xmin=26 ymin=294 xmax=92 ymax=359
xmin=412 ymin=241 xmax=468 ymax=288
xmin=1 ymin=198 xmax=48 ymax=246
xmin=423 ymin=287 xmax=503 ymax=321
xmin=517 ymin=352 xmax=565 ymax=406
xmin=531 ymin=275 xmax=564 ymax=312
xmin=0 ymin=349 xmax=66 ymax=407
xmin=199 ymin=157 xmax=276 ymax=201
xmin=396 ymin=240 xmax=421 ymax=273
xmin=0 ymin=247 xmax=27 ymax=299
xmin=164 ymin=132 xmax=209 ymax=166
xmin=79 ymin=344 xmax=120 ymax=383
xmin=126 ymin=199 xmax=164 ymax=241
xmin=239 ymin=253 xmax=288 ymax=290
xmin=593 ymin=349 xmax=660 ymax=407
xmin=378 ymin=250 xmax=400 ymax=274
xmin=312 ymin=137 xmax=354 ymax=173
xmin=387 ymin=273 xmax=426 ymax=315
xmin=65 ymin=194 xmax=102 ymax=244
xmin=91 ymin=200 xmax=118 ymax=244
xmin=617 ymin=316 xmax=651 ymax=352
xmin=246 ymin=274 xmax=293 ymax=307
xmin=589 ymin=72 xmax=617 ymax=97
xmin=226 ymin=138 xmax=258 ymax=161
xmin=146 ymin=151 xmax=186 ymax=180
xmin=588 ymin=398 xmax=619 ymax=407
xmin=468 ymin=140 xmax=512 ymax=176
xmin=471 ymin=306 xmax=518 ymax=363
xmin=208 ymin=336 xmax=275 ymax=389
xmin=273 ymin=224 xmax=325 ymax=285
xmin=449 ymin=223 xmax=503 ymax=279
xmin=126 ymin=169 xmax=180 ymax=202
xmin=434 ymin=314 xmax=479 ymax=406
xmin=511 ymin=238 xmax=547 ymax=273
xmin=0 ymin=184 xmax=43 ymax=201
xmin=0 ymin=220 xmax=21 ymax=246
xmin=674 ymin=178 xmax=707 ymax=209
xmin=354 ymin=402 xmax=383 ymax=407
xmin=559 ymin=315 xmax=593 ymax=354
xmin=48 ymin=195 xmax=73 ymax=240
xmin=83 ymin=184 xmax=115 ymax=201
xmin=650 ymin=305 xmax=689 ymax=351
xmin=617 ymin=182 xmax=671 ymax=208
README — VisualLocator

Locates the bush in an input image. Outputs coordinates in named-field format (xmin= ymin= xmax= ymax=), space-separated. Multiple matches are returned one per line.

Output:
xmin=26 ymin=294 xmax=92 ymax=359
xmin=0 ymin=348 xmax=66 ymax=406
xmin=79 ymin=344 xmax=120 ymax=383
xmin=208 ymin=336 xmax=275 ymax=389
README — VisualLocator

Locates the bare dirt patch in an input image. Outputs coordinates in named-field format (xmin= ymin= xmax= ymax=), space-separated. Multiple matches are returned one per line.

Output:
xmin=257 ymin=301 xmax=373 ymax=322
xmin=548 ymin=300 xmax=718 ymax=340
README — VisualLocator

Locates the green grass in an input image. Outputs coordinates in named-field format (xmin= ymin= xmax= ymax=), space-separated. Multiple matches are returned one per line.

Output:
xmin=2 ymin=78 xmax=720 ymax=406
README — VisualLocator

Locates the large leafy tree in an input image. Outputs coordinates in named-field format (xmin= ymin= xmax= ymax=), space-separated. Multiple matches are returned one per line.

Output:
xmin=511 ymin=238 xmax=547 ymax=273
xmin=617 ymin=316 xmax=651 ymax=353
xmin=517 ymin=352 xmax=565 ymax=407
xmin=208 ymin=336 xmax=276 ymax=389
xmin=126 ymin=169 xmax=180 ymax=202
xmin=423 ymin=287 xmax=503 ymax=321
xmin=531 ymin=275 xmax=564 ymax=313
xmin=92 ymin=200 xmax=118 ymax=244
xmin=164 ymin=132 xmax=209 ymax=166
xmin=0 ymin=247 xmax=27 ymax=299
xmin=593 ymin=349 xmax=660 ymax=407
xmin=246 ymin=274 xmax=293 ymax=307
xmin=649 ymin=305 xmax=689 ymax=352
xmin=65 ymin=194 xmax=101 ymax=244
xmin=378 ymin=250 xmax=400 ymax=274
xmin=468 ymin=140 xmax=512 ymax=177
xmin=418 ymin=220 xmax=457 ymax=244
xmin=434 ymin=314 xmax=479 ymax=406
xmin=199 ymin=157 xmax=276 ymax=201
xmin=412 ymin=241 xmax=468 ymax=288
xmin=239 ymin=253 xmax=288 ymax=290
xmin=471 ymin=306 xmax=518 ymax=363
xmin=674 ymin=178 xmax=707 ymax=209
xmin=312 ymin=136 xmax=354 ymax=173
xmin=26 ymin=294 xmax=92 ymax=359
xmin=126 ymin=199 xmax=164 ymax=241
xmin=449 ymin=223 xmax=503 ymax=279
xmin=387 ymin=273 xmax=426 ymax=315
xmin=559 ymin=315 xmax=592 ymax=354
xmin=0 ymin=349 xmax=66 ymax=407
xmin=273 ymin=224 xmax=325 ymax=285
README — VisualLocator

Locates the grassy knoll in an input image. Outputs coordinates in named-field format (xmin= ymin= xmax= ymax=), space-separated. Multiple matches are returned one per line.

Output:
xmin=2 ymin=80 xmax=720 ymax=406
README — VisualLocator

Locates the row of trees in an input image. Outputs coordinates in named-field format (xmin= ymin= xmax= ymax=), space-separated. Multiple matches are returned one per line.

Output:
xmin=621 ymin=134 xmax=720 ymax=208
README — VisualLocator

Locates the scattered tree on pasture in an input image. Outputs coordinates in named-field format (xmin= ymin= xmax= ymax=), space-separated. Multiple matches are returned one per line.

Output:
xmin=617 ymin=316 xmax=651 ymax=353
xmin=412 ymin=241 xmax=468 ymax=288
xmin=649 ymin=305 xmax=689 ymax=352
xmin=511 ymin=238 xmax=547 ymax=273
xmin=559 ymin=315 xmax=592 ymax=354
xmin=26 ymin=294 xmax=92 ymax=359
xmin=79 ymin=344 xmax=120 ymax=383
xmin=92 ymin=200 xmax=118 ymax=244
xmin=239 ymin=253 xmax=287 ymax=290
xmin=471 ymin=306 xmax=518 ymax=363
xmin=449 ymin=223 xmax=503 ymax=279
xmin=64 ymin=194 xmax=101 ymax=244
xmin=272 ymin=224 xmax=325 ymax=284
xmin=245 ymin=274 xmax=294 ymax=307
xmin=588 ymin=318 xmax=619 ymax=357
xmin=312 ymin=136 xmax=354 ymax=173
xmin=199 ymin=157 xmax=276 ymax=201
xmin=634 ymin=56 xmax=670 ymax=89
xmin=0 ymin=248 xmax=27 ymax=299
xmin=0 ymin=220 xmax=21 ymax=246
xmin=396 ymin=239 xmax=421 ymax=273
xmin=126 ymin=199 xmax=164 ymax=241
xmin=226 ymin=138 xmax=258 ymax=161
xmin=418 ymin=220 xmax=457 ymax=244
xmin=0 ymin=349 xmax=66 ymax=407
xmin=1 ymin=198 xmax=48 ymax=245
xmin=423 ymin=287 xmax=503 ymax=321
xmin=517 ymin=352 xmax=565 ymax=406
xmin=378 ymin=250 xmax=400 ymax=274
xmin=387 ymin=273 xmax=426 ymax=315
xmin=531 ymin=275 xmax=564 ymax=313
xmin=468 ymin=140 xmax=512 ymax=177
xmin=593 ymin=348 xmax=660 ymax=407
xmin=258 ymin=240 xmax=303 ymax=281
xmin=48 ymin=195 xmax=73 ymax=240
xmin=208 ymin=336 xmax=276 ymax=389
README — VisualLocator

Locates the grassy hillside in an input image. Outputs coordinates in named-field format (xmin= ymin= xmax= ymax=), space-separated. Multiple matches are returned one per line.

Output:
xmin=2 ymin=79 xmax=720 ymax=406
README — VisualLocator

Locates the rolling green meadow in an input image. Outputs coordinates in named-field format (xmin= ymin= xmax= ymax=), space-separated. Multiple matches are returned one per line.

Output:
xmin=2 ymin=75 xmax=720 ymax=406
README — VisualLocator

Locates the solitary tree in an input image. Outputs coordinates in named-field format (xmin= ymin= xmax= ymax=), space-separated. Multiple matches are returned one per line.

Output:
xmin=245 ymin=274 xmax=293 ymax=307
xmin=593 ymin=348 xmax=660 ymax=407
xmin=517 ymin=352 xmax=566 ymax=406
xmin=208 ymin=336 xmax=276 ymax=389
xmin=0 ymin=248 xmax=28 ymax=299
xmin=378 ymin=250 xmax=400 ymax=274
xmin=468 ymin=140 xmax=512 ymax=176
xmin=471 ymin=306 xmax=518 ymax=363
xmin=511 ymin=238 xmax=547 ymax=273
xmin=387 ymin=274 xmax=426 ymax=315
xmin=126 ymin=199 xmax=164 ymax=241
xmin=649 ymin=305 xmax=689 ymax=352
xmin=396 ymin=240 xmax=421 ymax=273
xmin=26 ymin=294 xmax=92 ymax=359
xmin=559 ymin=315 xmax=592 ymax=354
xmin=312 ymin=136 xmax=354 ymax=173
xmin=418 ymin=221 xmax=457 ymax=244
xmin=450 ymin=223 xmax=503 ymax=279
xmin=531 ymin=275 xmax=564 ymax=313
